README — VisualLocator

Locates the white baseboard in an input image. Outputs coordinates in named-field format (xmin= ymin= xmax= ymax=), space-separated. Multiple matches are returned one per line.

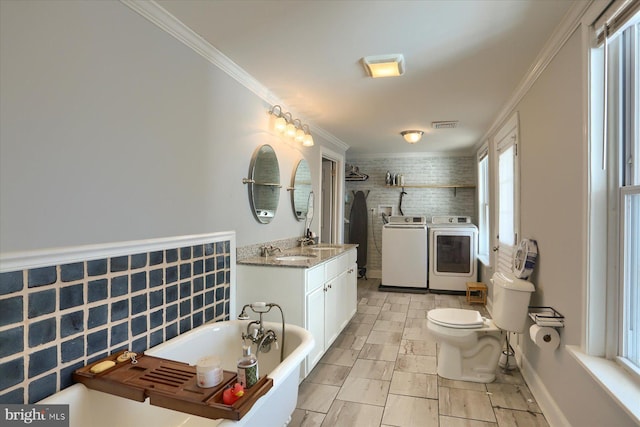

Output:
xmin=519 ymin=352 xmax=571 ymax=427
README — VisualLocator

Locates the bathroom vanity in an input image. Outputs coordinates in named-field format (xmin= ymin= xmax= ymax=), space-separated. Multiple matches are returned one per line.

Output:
xmin=237 ymin=244 xmax=357 ymax=378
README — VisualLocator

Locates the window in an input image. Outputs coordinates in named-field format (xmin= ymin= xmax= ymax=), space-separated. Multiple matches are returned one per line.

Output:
xmin=477 ymin=146 xmax=490 ymax=262
xmin=493 ymin=113 xmax=519 ymax=274
xmin=621 ymin=187 xmax=640 ymax=371
xmin=615 ymin=15 xmax=640 ymax=374
xmin=588 ymin=5 xmax=640 ymax=376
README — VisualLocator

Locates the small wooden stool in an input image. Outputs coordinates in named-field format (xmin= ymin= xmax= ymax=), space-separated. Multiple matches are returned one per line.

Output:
xmin=466 ymin=282 xmax=487 ymax=305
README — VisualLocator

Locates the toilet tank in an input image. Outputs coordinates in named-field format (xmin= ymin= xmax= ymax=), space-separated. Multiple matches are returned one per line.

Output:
xmin=491 ymin=272 xmax=535 ymax=333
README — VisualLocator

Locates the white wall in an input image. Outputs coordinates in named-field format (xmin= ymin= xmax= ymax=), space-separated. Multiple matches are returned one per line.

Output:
xmin=492 ymin=27 xmax=636 ymax=427
xmin=0 ymin=1 xmax=336 ymax=253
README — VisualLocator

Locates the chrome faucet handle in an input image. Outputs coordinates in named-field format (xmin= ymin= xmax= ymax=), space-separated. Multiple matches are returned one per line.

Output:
xmin=261 ymin=245 xmax=282 ymax=256
xmin=298 ymin=237 xmax=314 ymax=247
xmin=260 ymin=245 xmax=273 ymax=256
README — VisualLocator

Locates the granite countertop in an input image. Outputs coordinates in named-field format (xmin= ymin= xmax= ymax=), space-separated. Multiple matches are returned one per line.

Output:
xmin=237 ymin=243 xmax=358 ymax=269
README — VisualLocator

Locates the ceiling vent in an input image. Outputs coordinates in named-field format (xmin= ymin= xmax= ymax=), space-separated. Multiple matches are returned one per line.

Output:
xmin=432 ymin=121 xmax=458 ymax=129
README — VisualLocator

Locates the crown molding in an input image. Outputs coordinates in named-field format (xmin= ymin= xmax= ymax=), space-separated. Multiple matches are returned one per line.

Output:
xmin=120 ymin=0 xmax=349 ymax=153
xmin=473 ymin=0 xmax=593 ymax=153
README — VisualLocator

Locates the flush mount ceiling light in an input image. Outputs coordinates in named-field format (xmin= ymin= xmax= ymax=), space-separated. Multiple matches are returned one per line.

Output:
xmin=362 ymin=54 xmax=405 ymax=78
xmin=400 ymin=130 xmax=424 ymax=144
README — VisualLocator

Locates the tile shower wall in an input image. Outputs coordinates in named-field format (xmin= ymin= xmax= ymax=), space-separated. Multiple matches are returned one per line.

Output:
xmin=0 ymin=234 xmax=233 ymax=404
xmin=345 ymin=155 xmax=476 ymax=275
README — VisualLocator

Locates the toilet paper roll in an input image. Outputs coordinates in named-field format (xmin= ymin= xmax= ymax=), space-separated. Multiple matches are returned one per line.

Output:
xmin=529 ymin=324 xmax=560 ymax=351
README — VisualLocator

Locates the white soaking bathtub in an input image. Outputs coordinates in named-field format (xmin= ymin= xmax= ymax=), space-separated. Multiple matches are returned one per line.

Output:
xmin=39 ymin=320 xmax=314 ymax=427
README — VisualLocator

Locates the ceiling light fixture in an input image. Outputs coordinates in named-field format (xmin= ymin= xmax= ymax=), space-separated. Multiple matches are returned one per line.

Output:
xmin=400 ymin=130 xmax=424 ymax=144
xmin=268 ymin=105 xmax=314 ymax=147
xmin=362 ymin=54 xmax=405 ymax=78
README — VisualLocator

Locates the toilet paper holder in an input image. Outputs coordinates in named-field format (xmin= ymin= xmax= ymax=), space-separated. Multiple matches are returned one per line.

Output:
xmin=528 ymin=306 xmax=564 ymax=328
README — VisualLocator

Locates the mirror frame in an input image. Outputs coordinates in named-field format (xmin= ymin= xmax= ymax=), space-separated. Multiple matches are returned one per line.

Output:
xmin=290 ymin=159 xmax=312 ymax=221
xmin=246 ymin=144 xmax=281 ymax=224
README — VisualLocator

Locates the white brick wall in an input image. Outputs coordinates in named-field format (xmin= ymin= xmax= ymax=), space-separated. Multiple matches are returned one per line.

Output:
xmin=345 ymin=155 xmax=476 ymax=275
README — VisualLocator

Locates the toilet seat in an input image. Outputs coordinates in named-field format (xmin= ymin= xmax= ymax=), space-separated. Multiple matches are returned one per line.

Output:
xmin=427 ymin=308 xmax=484 ymax=329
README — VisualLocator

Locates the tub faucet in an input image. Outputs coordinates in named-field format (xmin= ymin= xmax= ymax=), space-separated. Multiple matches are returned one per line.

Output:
xmin=258 ymin=330 xmax=278 ymax=354
xmin=237 ymin=302 xmax=286 ymax=363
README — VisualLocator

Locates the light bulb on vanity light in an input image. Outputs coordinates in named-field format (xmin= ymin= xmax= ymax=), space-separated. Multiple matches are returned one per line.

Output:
xmin=294 ymin=119 xmax=305 ymax=142
xmin=286 ymin=122 xmax=296 ymax=138
xmin=302 ymin=125 xmax=314 ymax=146
xmin=269 ymin=105 xmax=287 ymax=133
xmin=274 ymin=116 xmax=286 ymax=133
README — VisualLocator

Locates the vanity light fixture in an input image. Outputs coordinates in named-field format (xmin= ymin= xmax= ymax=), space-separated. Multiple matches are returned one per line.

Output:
xmin=362 ymin=54 xmax=405 ymax=78
xmin=302 ymin=125 xmax=314 ymax=147
xmin=268 ymin=105 xmax=315 ymax=147
xmin=285 ymin=119 xmax=302 ymax=142
xmin=293 ymin=119 xmax=305 ymax=142
xmin=285 ymin=118 xmax=297 ymax=138
xmin=401 ymin=130 xmax=424 ymax=144
xmin=268 ymin=105 xmax=287 ymax=133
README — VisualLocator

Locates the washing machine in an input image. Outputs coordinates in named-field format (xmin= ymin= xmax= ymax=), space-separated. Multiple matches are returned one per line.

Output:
xmin=381 ymin=216 xmax=428 ymax=289
xmin=428 ymin=216 xmax=478 ymax=292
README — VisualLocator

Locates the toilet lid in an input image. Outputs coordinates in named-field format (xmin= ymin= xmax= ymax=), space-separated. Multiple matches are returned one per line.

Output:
xmin=428 ymin=308 xmax=484 ymax=329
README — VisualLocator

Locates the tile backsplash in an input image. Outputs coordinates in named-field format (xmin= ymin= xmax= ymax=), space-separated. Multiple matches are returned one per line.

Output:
xmin=0 ymin=232 xmax=235 ymax=404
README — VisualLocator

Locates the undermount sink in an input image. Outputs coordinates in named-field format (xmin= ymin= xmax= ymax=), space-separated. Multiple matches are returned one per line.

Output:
xmin=275 ymin=254 xmax=317 ymax=261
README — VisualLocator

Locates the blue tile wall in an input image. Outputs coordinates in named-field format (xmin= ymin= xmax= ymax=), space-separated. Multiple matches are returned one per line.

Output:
xmin=0 ymin=237 xmax=232 ymax=404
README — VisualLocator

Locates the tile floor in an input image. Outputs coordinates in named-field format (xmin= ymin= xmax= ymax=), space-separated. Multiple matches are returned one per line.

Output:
xmin=290 ymin=278 xmax=550 ymax=427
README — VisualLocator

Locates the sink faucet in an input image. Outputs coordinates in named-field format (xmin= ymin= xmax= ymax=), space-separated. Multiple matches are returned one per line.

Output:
xmin=260 ymin=245 xmax=282 ymax=257
xmin=298 ymin=237 xmax=314 ymax=247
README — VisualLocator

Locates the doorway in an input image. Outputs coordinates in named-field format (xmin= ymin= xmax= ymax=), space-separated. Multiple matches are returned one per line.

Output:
xmin=320 ymin=149 xmax=344 ymax=245
xmin=321 ymin=158 xmax=335 ymax=244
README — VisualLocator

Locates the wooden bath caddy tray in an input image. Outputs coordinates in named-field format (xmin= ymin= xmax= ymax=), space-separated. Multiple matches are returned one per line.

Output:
xmin=73 ymin=350 xmax=273 ymax=421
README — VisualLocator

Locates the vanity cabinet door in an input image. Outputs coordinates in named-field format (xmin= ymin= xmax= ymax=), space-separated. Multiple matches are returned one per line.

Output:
xmin=345 ymin=263 xmax=357 ymax=324
xmin=306 ymin=285 xmax=325 ymax=371
xmin=324 ymin=277 xmax=339 ymax=349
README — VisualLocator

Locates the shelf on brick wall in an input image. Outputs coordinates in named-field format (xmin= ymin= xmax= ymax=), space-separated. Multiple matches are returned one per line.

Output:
xmin=384 ymin=184 xmax=476 ymax=196
xmin=385 ymin=184 xmax=475 ymax=188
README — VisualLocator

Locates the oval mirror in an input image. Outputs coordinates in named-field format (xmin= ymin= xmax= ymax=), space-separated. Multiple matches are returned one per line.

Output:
xmin=291 ymin=159 xmax=312 ymax=221
xmin=246 ymin=144 xmax=281 ymax=224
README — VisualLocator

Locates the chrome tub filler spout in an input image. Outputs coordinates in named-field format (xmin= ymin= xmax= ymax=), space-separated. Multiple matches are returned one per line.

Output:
xmin=238 ymin=302 xmax=285 ymax=362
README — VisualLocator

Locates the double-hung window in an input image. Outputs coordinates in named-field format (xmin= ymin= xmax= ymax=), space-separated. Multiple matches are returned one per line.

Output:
xmin=614 ymin=13 xmax=640 ymax=375
xmin=587 ymin=1 xmax=640 ymax=378
xmin=493 ymin=113 xmax=519 ymax=274
xmin=477 ymin=145 xmax=490 ymax=263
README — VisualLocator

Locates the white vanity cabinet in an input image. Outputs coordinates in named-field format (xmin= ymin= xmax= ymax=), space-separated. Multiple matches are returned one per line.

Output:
xmin=236 ymin=248 xmax=357 ymax=378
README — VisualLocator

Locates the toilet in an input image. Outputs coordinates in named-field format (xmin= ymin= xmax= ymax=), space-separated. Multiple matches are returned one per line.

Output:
xmin=426 ymin=272 xmax=535 ymax=383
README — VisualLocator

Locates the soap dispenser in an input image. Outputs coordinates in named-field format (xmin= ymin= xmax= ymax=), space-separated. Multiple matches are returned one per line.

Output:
xmin=237 ymin=345 xmax=258 ymax=388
